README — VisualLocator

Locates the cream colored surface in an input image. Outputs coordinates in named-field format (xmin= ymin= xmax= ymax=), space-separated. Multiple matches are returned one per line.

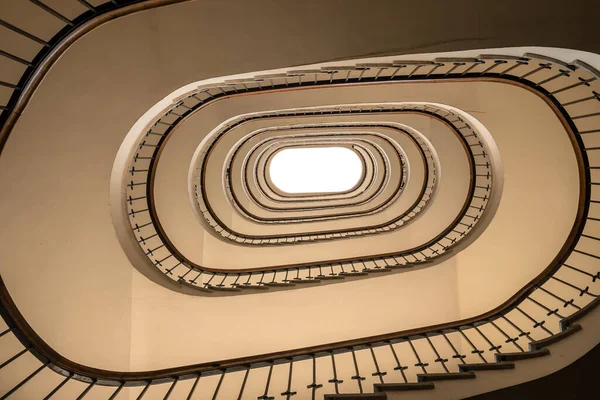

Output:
xmin=0 ymin=0 xmax=588 ymax=385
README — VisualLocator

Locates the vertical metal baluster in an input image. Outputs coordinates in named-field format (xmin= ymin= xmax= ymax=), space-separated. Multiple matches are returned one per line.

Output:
xmin=281 ymin=359 xmax=297 ymax=399
xmin=527 ymin=297 xmax=564 ymax=320
xmin=368 ymin=345 xmax=387 ymax=383
xmin=536 ymin=285 xmax=581 ymax=310
xmin=424 ymin=336 xmax=449 ymax=373
xmin=501 ymin=314 xmax=534 ymax=342
xmin=0 ymin=347 xmax=30 ymax=369
xmin=0 ymin=328 xmax=11 ymax=338
xmin=516 ymin=306 xmax=554 ymax=336
xmin=236 ymin=368 xmax=249 ymax=400
xmin=232 ymin=274 xmax=242 ymax=288
xmin=489 ymin=320 xmax=524 ymax=352
xmin=473 ymin=325 xmax=502 ymax=353
xmin=0 ymin=361 xmax=48 ymax=400
xmin=350 ymin=349 xmax=366 ymax=393
xmin=43 ymin=373 xmax=72 ymax=399
xmin=216 ymin=274 xmax=227 ymax=288
xmin=258 ymin=363 xmax=274 ymax=400
xmin=328 ymin=353 xmax=343 ymax=394
xmin=440 ymin=331 xmax=466 ymax=364
xmin=136 ymin=381 xmax=151 ymax=400
xmin=407 ymin=338 xmax=428 ymax=373
xmin=387 ymin=341 xmax=408 ymax=383
xmin=186 ymin=374 xmax=201 ymax=400
xmin=163 ymin=378 xmax=179 ymax=399
xmin=258 ymin=272 xmax=266 ymax=285
xmin=108 ymin=382 xmax=125 ymax=400
xmin=552 ymin=276 xmax=597 ymax=298
xmin=307 ymin=355 xmax=322 ymax=400
xmin=75 ymin=379 xmax=96 ymax=399
xmin=212 ymin=371 xmax=225 ymax=400
xmin=457 ymin=328 xmax=487 ymax=363
xmin=203 ymin=273 xmax=216 ymax=288
xmin=562 ymin=263 xmax=600 ymax=282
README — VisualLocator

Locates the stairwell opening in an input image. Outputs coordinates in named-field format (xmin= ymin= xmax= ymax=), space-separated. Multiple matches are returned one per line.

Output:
xmin=268 ymin=146 xmax=363 ymax=194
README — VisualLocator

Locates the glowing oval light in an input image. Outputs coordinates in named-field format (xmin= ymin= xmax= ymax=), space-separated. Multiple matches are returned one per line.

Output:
xmin=269 ymin=147 xmax=363 ymax=194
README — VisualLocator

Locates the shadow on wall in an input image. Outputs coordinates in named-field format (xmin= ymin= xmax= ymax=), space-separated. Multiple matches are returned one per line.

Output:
xmin=467 ymin=342 xmax=600 ymax=400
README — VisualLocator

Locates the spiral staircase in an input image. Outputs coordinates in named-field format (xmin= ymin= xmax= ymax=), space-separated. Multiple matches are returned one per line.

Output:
xmin=1 ymin=1 xmax=599 ymax=399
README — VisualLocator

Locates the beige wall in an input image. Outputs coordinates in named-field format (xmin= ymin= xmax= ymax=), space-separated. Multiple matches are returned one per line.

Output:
xmin=0 ymin=0 xmax=588 ymax=379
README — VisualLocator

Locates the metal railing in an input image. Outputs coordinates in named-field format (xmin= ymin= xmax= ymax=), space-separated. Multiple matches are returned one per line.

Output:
xmin=1 ymin=52 xmax=597 ymax=397
xmin=0 ymin=2 xmax=598 ymax=397
xmin=125 ymin=98 xmax=494 ymax=293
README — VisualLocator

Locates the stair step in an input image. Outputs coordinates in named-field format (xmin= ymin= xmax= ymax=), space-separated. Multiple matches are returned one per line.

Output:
xmin=339 ymin=271 xmax=369 ymax=277
xmin=263 ymin=282 xmax=296 ymax=287
xmin=324 ymin=394 xmax=387 ymax=400
xmin=289 ymin=278 xmax=321 ymax=284
xmin=374 ymin=382 xmax=435 ymax=392
xmin=417 ymin=372 xmax=475 ymax=382
xmin=459 ymin=362 xmax=515 ymax=372
xmin=364 ymin=268 xmax=393 ymax=273
xmin=208 ymin=286 xmax=242 ymax=292
xmin=529 ymin=324 xmax=582 ymax=351
xmin=235 ymin=284 xmax=269 ymax=290
xmin=178 ymin=279 xmax=212 ymax=293
xmin=496 ymin=348 xmax=550 ymax=362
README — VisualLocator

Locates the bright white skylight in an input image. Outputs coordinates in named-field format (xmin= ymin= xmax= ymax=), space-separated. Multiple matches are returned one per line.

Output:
xmin=269 ymin=147 xmax=363 ymax=194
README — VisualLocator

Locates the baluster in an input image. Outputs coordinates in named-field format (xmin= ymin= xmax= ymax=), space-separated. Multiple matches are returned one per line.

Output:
xmin=368 ymin=345 xmax=387 ymax=383
xmin=489 ymin=320 xmax=524 ymax=352
xmin=136 ymin=381 xmax=151 ymax=400
xmin=386 ymin=341 xmax=408 ymax=382
xmin=306 ymin=355 xmax=323 ymax=400
xmin=43 ymin=373 xmax=72 ymax=399
xmin=501 ymin=314 xmax=534 ymax=342
xmin=536 ymin=285 xmax=582 ymax=310
xmin=457 ymin=328 xmax=487 ymax=363
xmin=551 ymin=276 xmax=598 ymax=298
xmin=236 ymin=368 xmax=250 ymax=400
xmin=0 ymin=328 xmax=11 ymax=338
xmin=440 ymin=331 xmax=466 ymax=364
xmin=281 ymin=359 xmax=297 ymax=399
xmin=424 ymin=336 xmax=449 ymax=372
xmin=216 ymin=274 xmax=227 ymax=288
xmin=407 ymin=338 xmax=429 ymax=374
xmin=0 ymin=361 xmax=49 ymax=400
xmin=203 ymin=273 xmax=216 ymax=288
xmin=527 ymin=296 xmax=564 ymax=320
xmin=212 ymin=371 xmax=225 ymax=400
xmin=189 ymin=272 xmax=202 ymax=285
xmin=562 ymin=263 xmax=600 ymax=282
xmin=257 ymin=363 xmax=274 ymax=400
xmin=328 ymin=353 xmax=343 ymax=394
xmin=232 ymin=273 xmax=242 ymax=288
xmin=0 ymin=347 xmax=30 ymax=369
xmin=515 ymin=306 xmax=554 ymax=336
xmin=350 ymin=349 xmax=366 ymax=393
xmin=108 ymin=382 xmax=125 ymax=400
xmin=473 ymin=325 xmax=502 ymax=353
xmin=164 ymin=377 xmax=179 ymax=399
xmin=75 ymin=379 xmax=96 ymax=399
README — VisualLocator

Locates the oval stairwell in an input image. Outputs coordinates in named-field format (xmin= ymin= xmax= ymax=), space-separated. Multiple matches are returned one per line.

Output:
xmin=1 ymin=1 xmax=600 ymax=399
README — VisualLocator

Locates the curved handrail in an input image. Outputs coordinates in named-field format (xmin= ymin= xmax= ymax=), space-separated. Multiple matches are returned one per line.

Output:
xmin=0 ymin=52 xmax=598 ymax=398
xmin=0 ymin=1 xmax=598 ymax=398
xmin=123 ymin=103 xmax=493 ymax=294
xmin=224 ymin=129 xmax=409 ymax=222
